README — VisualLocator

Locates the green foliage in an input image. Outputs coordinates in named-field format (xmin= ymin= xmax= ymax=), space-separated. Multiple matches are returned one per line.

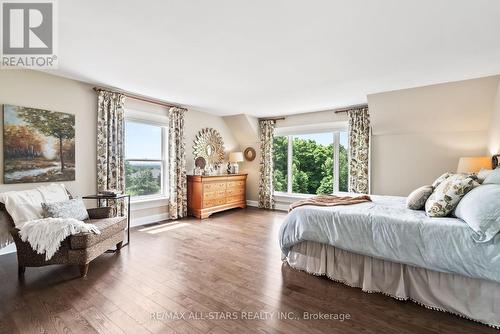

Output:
xmin=125 ymin=161 xmax=161 ymax=197
xmin=292 ymin=164 xmax=309 ymax=193
xmin=339 ymin=144 xmax=348 ymax=192
xmin=316 ymin=175 xmax=333 ymax=195
xmin=273 ymin=136 xmax=288 ymax=192
xmin=17 ymin=108 xmax=75 ymax=141
xmin=273 ymin=135 xmax=348 ymax=195
xmin=17 ymin=108 xmax=75 ymax=172
xmin=273 ymin=169 xmax=287 ymax=193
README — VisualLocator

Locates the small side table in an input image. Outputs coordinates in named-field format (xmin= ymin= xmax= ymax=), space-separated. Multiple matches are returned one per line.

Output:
xmin=82 ymin=194 xmax=131 ymax=249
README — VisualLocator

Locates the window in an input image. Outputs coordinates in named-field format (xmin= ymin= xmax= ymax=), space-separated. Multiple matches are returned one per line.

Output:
xmin=273 ymin=130 xmax=348 ymax=195
xmin=125 ymin=120 xmax=167 ymax=199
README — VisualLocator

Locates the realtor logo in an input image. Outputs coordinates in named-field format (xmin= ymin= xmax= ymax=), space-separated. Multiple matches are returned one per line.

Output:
xmin=1 ymin=0 xmax=57 ymax=68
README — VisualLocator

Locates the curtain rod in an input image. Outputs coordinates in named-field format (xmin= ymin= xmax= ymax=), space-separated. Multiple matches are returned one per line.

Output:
xmin=333 ymin=103 xmax=368 ymax=114
xmin=93 ymin=86 xmax=185 ymax=110
xmin=258 ymin=117 xmax=286 ymax=121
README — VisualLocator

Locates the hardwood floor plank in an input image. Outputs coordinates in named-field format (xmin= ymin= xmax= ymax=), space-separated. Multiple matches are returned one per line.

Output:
xmin=106 ymin=308 xmax=152 ymax=334
xmin=80 ymin=307 xmax=125 ymax=334
xmin=58 ymin=307 xmax=99 ymax=334
xmin=0 ymin=312 xmax=19 ymax=334
xmin=0 ymin=208 xmax=497 ymax=334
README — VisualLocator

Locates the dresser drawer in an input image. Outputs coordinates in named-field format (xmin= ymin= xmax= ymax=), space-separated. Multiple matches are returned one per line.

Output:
xmin=227 ymin=180 xmax=245 ymax=189
xmin=203 ymin=197 xmax=226 ymax=208
xmin=188 ymin=174 xmax=247 ymax=219
xmin=226 ymin=194 xmax=245 ymax=203
xmin=203 ymin=190 xmax=226 ymax=200
xmin=225 ymin=187 xmax=245 ymax=196
xmin=203 ymin=182 xmax=226 ymax=192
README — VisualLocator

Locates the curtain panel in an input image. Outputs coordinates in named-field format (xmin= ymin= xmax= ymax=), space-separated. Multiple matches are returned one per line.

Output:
xmin=168 ymin=107 xmax=188 ymax=219
xmin=258 ymin=120 xmax=276 ymax=209
xmin=347 ymin=107 xmax=371 ymax=194
xmin=96 ymin=90 xmax=126 ymax=211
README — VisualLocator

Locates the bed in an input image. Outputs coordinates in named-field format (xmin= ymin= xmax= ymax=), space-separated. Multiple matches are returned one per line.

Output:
xmin=279 ymin=194 xmax=500 ymax=328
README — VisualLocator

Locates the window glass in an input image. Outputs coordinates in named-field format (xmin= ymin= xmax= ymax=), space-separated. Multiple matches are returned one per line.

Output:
xmin=125 ymin=122 xmax=162 ymax=160
xmin=273 ymin=130 xmax=348 ymax=195
xmin=339 ymin=131 xmax=349 ymax=192
xmin=125 ymin=120 xmax=164 ymax=198
xmin=125 ymin=161 xmax=162 ymax=197
xmin=292 ymin=133 xmax=333 ymax=195
xmin=273 ymin=136 xmax=288 ymax=192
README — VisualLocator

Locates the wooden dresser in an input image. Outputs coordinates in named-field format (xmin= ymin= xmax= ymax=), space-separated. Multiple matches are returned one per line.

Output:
xmin=187 ymin=174 xmax=247 ymax=219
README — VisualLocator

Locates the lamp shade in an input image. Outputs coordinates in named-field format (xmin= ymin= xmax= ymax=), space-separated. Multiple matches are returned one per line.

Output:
xmin=456 ymin=156 xmax=491 ymax=174
xmin=229 ymin=152 xmax=244 ymax=162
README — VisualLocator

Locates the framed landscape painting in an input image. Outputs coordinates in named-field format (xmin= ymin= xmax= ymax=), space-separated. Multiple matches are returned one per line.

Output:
xmin=3 ymin=105 xmax=75 ymax=184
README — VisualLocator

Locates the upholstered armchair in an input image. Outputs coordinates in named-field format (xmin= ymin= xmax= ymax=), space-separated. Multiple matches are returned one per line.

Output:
xmin=1 ymin=204 xmax=127 ymax=278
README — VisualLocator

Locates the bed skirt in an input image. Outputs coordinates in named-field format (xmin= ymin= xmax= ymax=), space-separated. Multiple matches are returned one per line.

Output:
xmin=285 ymin=241 xmax=500 ymax=329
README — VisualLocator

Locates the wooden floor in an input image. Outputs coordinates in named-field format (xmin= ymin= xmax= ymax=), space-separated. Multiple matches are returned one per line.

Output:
xmin=0 ymin=207 xmax=496 ymax=334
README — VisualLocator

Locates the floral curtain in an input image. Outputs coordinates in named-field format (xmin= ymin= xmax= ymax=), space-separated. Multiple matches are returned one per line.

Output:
xmin=168 ymin=107 xmax=187 ymax=219
xmin=96 ymin=89 xmax=126 ymax=213
xmin=348 ymin=107 xmax=371 ymax=194
xmin=258 ymin=120 xmax=276 ymax=209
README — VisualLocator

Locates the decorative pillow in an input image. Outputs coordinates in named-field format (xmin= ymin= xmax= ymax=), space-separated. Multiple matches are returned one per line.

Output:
xmin=406 ymin=185 xmax=434 ymax=210
xmin=42 ymin=198 xmax=89 ymax=221
xmin=482 ymin=168 xmax=500 ymax=185
xmin=431 ymin=172 xmax=452 ymax=188
xmin=455 ymin=184 xmax=500 ymax=243
xmin=477 ymin=168 xmax=493 ymax=184
xmin=425 ymin=174 xmax=477 ymax=217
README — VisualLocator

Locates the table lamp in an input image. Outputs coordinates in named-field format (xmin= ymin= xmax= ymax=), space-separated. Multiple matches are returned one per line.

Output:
xmin=456 ymin=156 xmax=491 ymax=174
xmin=229 ymin=152 xmax=244 ymax=174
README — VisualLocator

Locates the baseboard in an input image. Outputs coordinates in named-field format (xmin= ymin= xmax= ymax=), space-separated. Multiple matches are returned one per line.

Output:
xmin=131 ymin=213 xmax=170 ymax=227
xmin=246 ymin=200 xmax=288 ymax=212
xmin=246 ymin=200 xmax=258 ymax=207
xmin=274 ymin=203 xmax=289 ymax=212
xmin=0 ymin=243 xmax=16 ymax=255
xmin=0 ymin=214 xmax=170 ymax=256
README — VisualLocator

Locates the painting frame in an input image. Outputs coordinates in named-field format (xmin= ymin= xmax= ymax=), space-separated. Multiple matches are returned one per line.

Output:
xmin=3 ymin=104 xmax=76 ymax=184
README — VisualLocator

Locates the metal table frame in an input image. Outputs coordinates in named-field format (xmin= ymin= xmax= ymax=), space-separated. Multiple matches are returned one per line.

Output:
xmin=82 ymin=194 xmax=131 ymax=251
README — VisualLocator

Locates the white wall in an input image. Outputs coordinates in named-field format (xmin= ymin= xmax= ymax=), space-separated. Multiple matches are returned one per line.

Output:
xmin=2 ymin=70 xmax=499 ymax=224
xmin=223 ymin=114 xmax=258 ymax=202
xmin=0 ymin=70 xmax=96 ymax=254
xmin=232 ymin=75 xmax=500 ymax=202
xmin=0 ymin=70 xmax=239 ymax=254
xmin=488 ymin=81 xmax=500 ymax=155
xmin=124 ymin=98 xmax=239 ymax=224
xmin=0 ymin=70 xmax=97 ymax=197
xmin=225 ymin=110 xmax=349 ymax=202
xmin=185 ymin=109 xmax=239 ymax=172
xmin=369 ymin=75 xmax=500 ymax=196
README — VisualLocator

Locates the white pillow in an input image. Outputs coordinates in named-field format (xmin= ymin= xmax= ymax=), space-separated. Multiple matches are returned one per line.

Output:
xmin=0 ymin=189 xmax=44 ymax=226
xmin=37 ymin=184 xmax=69 ymax=203
xmin=0 ymin=184 xmax=69 ymax=227
xmin=42 ymin=198 xmax=89 ymax=221
xmin=483 ymin=168 xmax=500 ymax=185
xmin=406 ymin=185 xmax=433 ymax=210
xmin=477 ymin=168 xmax=493 ymax=183
xmin=455 ymin=184 xmax=500 ymax=243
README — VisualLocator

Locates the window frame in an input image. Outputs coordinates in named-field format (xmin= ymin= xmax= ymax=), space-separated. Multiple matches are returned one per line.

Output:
xmin=124 ymin=117 xmax=168 ymax=202
xmin=273 ymin=126 xmax=348 ymax=197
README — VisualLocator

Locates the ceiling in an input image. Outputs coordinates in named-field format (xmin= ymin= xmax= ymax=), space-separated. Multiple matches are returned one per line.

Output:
xmin=53 ymin=0 xmax=500 ymax=116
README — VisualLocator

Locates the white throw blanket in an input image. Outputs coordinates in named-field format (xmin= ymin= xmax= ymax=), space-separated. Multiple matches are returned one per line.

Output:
xmin=19 ymin=218 xmax=101 ymax=260
xmin=0 ymin=183 xmax=70 ymax=249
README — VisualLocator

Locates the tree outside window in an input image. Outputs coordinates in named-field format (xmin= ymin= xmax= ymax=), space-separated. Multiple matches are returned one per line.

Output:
xmin=273 ymin=131 xmax=348 ymax=195
xmin=124 ymin=120 xmax=166 ymax=198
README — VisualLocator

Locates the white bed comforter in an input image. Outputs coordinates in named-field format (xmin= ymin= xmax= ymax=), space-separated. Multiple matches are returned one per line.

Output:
xmin=279 ymin=195 xmax=500 ymax=284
